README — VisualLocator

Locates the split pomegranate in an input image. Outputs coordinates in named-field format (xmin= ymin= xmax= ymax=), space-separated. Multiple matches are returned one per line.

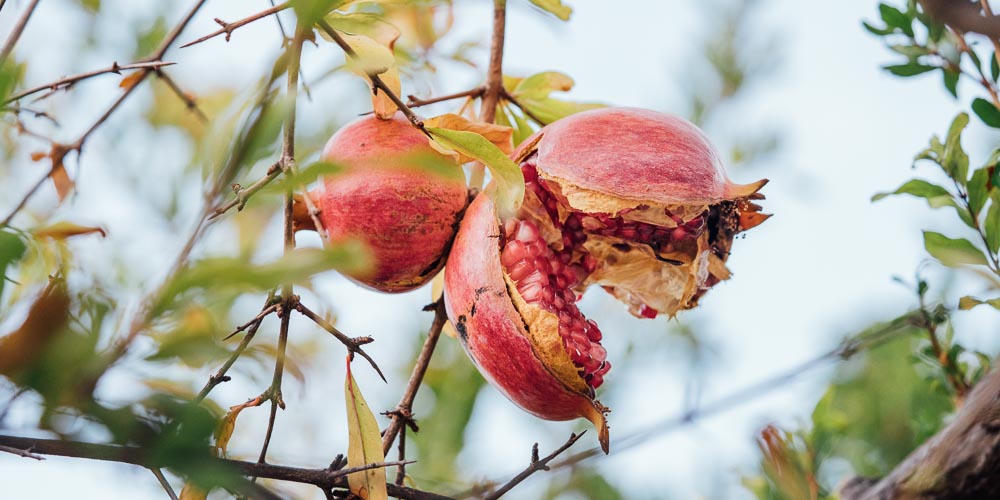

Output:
xmin=444 ymin=107 xmax=769 ymax=453
xmin=303 ymin=113 xmax=468 ymax=292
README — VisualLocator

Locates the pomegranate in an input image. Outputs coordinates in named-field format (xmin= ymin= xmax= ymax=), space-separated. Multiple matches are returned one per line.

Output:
xmin=444 ymin=107 xmax=768 ymax=452
xmin=305 ymin=113 xmax=468 ymax=292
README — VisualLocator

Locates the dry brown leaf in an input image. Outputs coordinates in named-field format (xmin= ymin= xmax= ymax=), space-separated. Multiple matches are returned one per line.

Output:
xmin=214 ymin=399 xmax=256 ymax=457
xmin=118 ymin=70 xmax=145 ymax=90
xmin=0 ymin=279 xmax=70 ymax=376
xmin=33 ymin=222 xmax=107 ymax=240
xmin=30 ymin=151 xmax=46 ymax=161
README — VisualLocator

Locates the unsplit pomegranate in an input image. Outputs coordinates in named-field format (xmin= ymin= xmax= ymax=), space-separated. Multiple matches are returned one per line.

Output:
xmin=303 ymin=113 xmax=468 ymax=292
xmin=444 ymin=107 xmax=769 ymax=452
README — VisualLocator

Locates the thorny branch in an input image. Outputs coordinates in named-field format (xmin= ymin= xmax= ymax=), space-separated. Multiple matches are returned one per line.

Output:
xmin=920 ymin=0 xmax=1000 ymax=38
xmin=150 ymin=468 xmax=179 ymax=500
xmin=2 ymin=0 xmax=208 ymax=227
xmin=3 ymin=61 xmax=176 ymax=103
xmin=295 ymin=301 xmax=386 ymax=382
xmin=252 ymin=20 xmax=309 ymax=473
xmin=0 ymin=435 xmax=450 ymax=499
xmin=479 ymin=433 xmax=585 ymax=500
xmin=181 ymin=2 xmax=291 ymax=49
xmin=380 ymin=299 xmax=447 ymax=455
xmin=316 ymin=20 xmax=428 ymax=134
xmin=0 ymin=0 xmax=40 ymax=65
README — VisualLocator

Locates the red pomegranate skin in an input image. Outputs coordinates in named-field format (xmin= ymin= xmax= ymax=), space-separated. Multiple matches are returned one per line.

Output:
xmin=515 ymin=107 xmax=765 ymax=206
xmin=444 ymin=192 xmax=608 ymax=449
xmin=316 ymin=113 xmax=467 ymax=292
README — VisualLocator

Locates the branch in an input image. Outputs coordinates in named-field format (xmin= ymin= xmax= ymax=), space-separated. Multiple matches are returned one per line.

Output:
xmin=481 ymin=433 xmax=584 ymax=500
xmin=315 ymin=20 xmax=427 ymax=135
xmin=180 ymin=2 xmax=290 ymax=49
xmin=150 ymin=468 xmax=179 ymax=500
xmin=294 ymin=301 xmax=386 ymax=383
xmin=0 ymin=0 xmax=40 ymax=64
xmin=920 ymin=0 xmax=1000 ymax=38
xmin=0 ymin=435 xmax=450 ymax=499
xmin=469 ymin=0 xmax=507 ymax=189
xmin=4 ymin=61 xmax=176 ymax=103
xmin=549 ymin=314 xmax=921 ymax=469
xmin=194 ymin=298 xmax=279 ymax=402
xmin=154 ymin=69 xmax=208 ymax=123
xmin=406 ymin=87 xmax=484 ymax=108
xmin=1 ymin=0 xmax=208 ymax=227
xmin=208 ymin=161 xmax=283 ymax=220
xmin=840 ymin=364 xmax=1000 ymax=499
xmin=0 ymin=443 xmax=44 ymax=460
xmin=381 ymin=299 xmax=447 ymax=455
xmin=500 ymin=88 xmax=547 ymax=126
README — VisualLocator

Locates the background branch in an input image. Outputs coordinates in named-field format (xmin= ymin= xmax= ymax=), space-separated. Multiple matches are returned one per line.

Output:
xmin=0 ymin=0 xmax=41 ymax=64
xmin=3 ymin=61 xmax=175 ymax=103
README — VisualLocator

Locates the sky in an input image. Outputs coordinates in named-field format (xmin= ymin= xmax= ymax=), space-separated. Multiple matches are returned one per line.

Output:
xmin=1 ymin=0 xmax=998 ymax=498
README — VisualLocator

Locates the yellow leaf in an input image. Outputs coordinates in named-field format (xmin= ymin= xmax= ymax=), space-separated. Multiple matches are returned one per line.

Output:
xmin=372 ymin=65 xmax=401 ymax=119
xmin=214 ymin=400 xmax=254 ymax=457
xmin=345 ymin=357 xmax=388 ymax=500
xmin=424 ymin=113 xmax=513 ymax=158
xmin=341 ymin=32 xmax=395 ymax=77
xmin=178 ymin=483 xmax=208 ymax=500
xmin=33 ymin=222 xmax=107 ymax=240
xmin=118 ymin=70 xmax=145 ymax=90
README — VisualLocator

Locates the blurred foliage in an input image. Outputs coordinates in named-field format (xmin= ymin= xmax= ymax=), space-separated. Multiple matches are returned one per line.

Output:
xmin=747 ymin=1 xmax=1000 ymax=497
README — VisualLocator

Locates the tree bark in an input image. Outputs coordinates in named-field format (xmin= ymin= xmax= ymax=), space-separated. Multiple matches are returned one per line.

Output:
xmin=840 ymin=366 xmax=1000 ymax=500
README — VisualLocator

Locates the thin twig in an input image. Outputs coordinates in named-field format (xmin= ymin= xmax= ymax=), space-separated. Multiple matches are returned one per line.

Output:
xmin=315 ymin=20 xmax=427 ymax=135
xmin=208 ymin=162 xmax=283 ymax=220
xmin=154 ymin=69 xmax=208 ymax=123
xmin=194 ymin=299 xmax=280 ymax=403
xmin=469 ymin=0 xmax=507 ymax=189
xmin=406 ymin=87 xmax=484 ymax=108
xmin=381 ymin=300 xmax=447 ymax=454
xmin=546 ymin=313 xmax=921 ymax=471
xmin=295 ymin=301 xmax=386 ymax=383
xmin=0 ymin=435 xmax=447 ymax=499
xmin=500 ymin=88 xmax=547 ymax=126
xmin=482 ymin=433 xmax=584 ymax=500
xmin=4 ymin=61 xmax=176 ymax=103
xmin=0 ymin=443 xmax=44 ymax=460
xmin=1 ymin=0 xmax=208 ymax=227
xmin=0 ymin=0 xmax=41 ymax=65
xmin=150 ymin=468 xmax=179 ymax=500
xmin=181 ymin=2 xmax=291 ymax=48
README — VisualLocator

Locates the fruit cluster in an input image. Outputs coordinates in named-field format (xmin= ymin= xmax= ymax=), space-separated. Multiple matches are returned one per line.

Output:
xmin=301 ymin=107 xmax=769 ymax=453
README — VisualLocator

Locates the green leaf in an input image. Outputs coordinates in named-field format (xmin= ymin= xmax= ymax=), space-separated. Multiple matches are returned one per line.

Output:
xmin=889 ymin=44 xmax=929 ymax=57
xmin=862 ymin=21 xmax=894 ymax=36
xmin=884 ymin=63 xmax=936 ymax=77
xmin=968 ymin=167 xmax=991 ymax=216
xmin=972 ymin=98 xmax=1000 ymax=128
xmin=943 ymin=68 xmax=960 ymax=98
xmin=959 ymin=296 xmax=1000 ymax=310
xmin=291 ymin=0 xmax=349 ymax=25
xmin=0 ymin=230 xmax=27 ymax=299
xmin=880 ymin=4 xmax=913 ymax=36
xmin=426 ymin=127 xmax=524 ymax=217
xmin=0 ymin=58 xmax=26 ymax=103
xmin=528 ymin=0 xmax=572 ymax=21
xmin=158 ymin=245 xmax=373 ymax=314
xmin=986 ymin=192 xmax=1000 ymax=252
xmin=872 ymin=179 xmax=951 ymax=203
xmin=345 ymin=359 xmax=388 ymax=500
xmin=508 ymin=71 xmax=604 ymax=124
xmin=923 ymin=231 xmax=989 ymax=267
xmin=512 ymin=71 xmax=575 ymax=98
xmin=943 ymin=113 xmax=970 ymax=183
xmin=992 ymin=52 xmax=999 ymax=81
